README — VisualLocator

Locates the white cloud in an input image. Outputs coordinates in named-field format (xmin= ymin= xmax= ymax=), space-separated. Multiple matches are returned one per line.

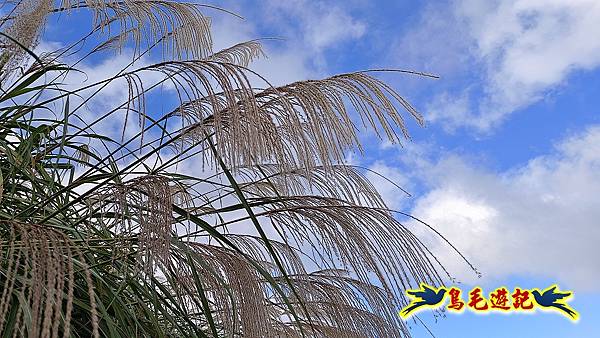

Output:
xmin=299 ymin=5 xmax=366 ymax=52
xmin=264 ymin=0 xmax=366 ymax=52
xmin=424 ymin=91 xmax=472 ymax=132
xmin=401 ymin=0 xmax=600 ymax=131
xmin=378 ymin=126 xmax=600 ymax=290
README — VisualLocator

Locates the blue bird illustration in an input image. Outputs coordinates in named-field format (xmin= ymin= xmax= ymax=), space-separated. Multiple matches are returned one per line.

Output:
xmin=532 ymin=285 xmax=579 ymax=320
xmin=400 ymin=283 xmax=447 ymax=318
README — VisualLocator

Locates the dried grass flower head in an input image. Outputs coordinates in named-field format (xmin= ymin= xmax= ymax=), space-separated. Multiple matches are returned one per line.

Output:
xmin=0 ymin=1 xmax=466 ymax=337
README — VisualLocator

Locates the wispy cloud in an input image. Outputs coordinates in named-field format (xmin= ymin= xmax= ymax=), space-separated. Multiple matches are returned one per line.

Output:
xmin=263 ymin=0 xmax=366 ymax=52
xmin=396 ymin=0 xmax=600 ymax=132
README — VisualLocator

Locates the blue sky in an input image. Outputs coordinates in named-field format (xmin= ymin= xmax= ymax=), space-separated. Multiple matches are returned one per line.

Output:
xmin=41 ymin=0 xmax=600 ymax=336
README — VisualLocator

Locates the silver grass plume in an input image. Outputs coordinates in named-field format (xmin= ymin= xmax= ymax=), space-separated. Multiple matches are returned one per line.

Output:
xmin=239 ymin=164 xmax=389 ymax=209
xmin=0 ymin=0 xmax=455 ymax=337
xmin=74 ymin=144 xmax=91 ymax=165
xmin=0 ymin=0 xmax=53 ymax=82
xmin=171 ymin=69 xmax=423 ymax=172
xmin=258 ymin=195 xmax=446 ymax=307
xmin=91 ymin=175 xmax=173 ymax=272
xmin=182 ymin=242 xmax=274 ymax=338
xmin=215 ymin=235 xmax=413 ymax=337
xmin=60 ymin=0 xmax=213 ymax=59
xmin=0 ymin=222 xmax=98 ymax=338
xmin=130 ymin=175 xmax=173 ymax=271
xmin=208 ymin=40 xmax=266 ymax=67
